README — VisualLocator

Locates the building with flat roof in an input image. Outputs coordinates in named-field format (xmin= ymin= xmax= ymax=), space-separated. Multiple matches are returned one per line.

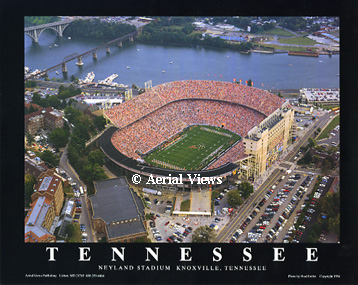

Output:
xmin=25 ymin=154 xmax=49 ymax=178
xmin=32 ymin=172 xmax=64 ymax=216
xmin=300 ymin=88 xmax=340 ymax=106
xmin=89 ymin=177 xmax=146 ymax=242
xmin=25 ymin=106 xmax=64 ymax=135
xmin=24 ymin=196 xmax=56 ymax=243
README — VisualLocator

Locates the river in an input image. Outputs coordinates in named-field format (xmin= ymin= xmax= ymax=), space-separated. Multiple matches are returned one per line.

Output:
xmin=25 ymin=30 xmax=339 ymax=89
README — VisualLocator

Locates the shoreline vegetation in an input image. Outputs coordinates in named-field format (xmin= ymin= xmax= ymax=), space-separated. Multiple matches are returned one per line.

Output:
xmin=26 ymin=17 xmax=338 ymax=57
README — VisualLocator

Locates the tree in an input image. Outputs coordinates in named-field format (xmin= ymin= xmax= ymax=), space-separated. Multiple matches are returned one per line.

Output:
xmin=46 ymin=95 xmax=61 ymax=109
xmin=93 ymin=115 xmax=106 ymax=131
xmin=328 ymin=214 xmax=340 ymax=236
xmin=70 ymin=75 xmax=79 ymax=84
xmin=191 ymin=226 xmax=216 ymax=243
xmin=298 ymin=151 xmax=312 ymax=165
xmin=29 ymin=104 xmax=37 ymax=114
xmin=25 ymin=80 xmax=37 ymax=88
xmin=88 ymin=149 xmax=105 ymax=166
xmin=307 ymin=137 xmax=317 ymax=148
xmin=247 ymin=79 xmax=252 ymax=87
xmin=26 ymin=133 xmax=34 ymax=146
xmin=227 ymin=190 xmax=243 ymax=208
xmin=31 ymin=92 xmax=42 ymax=105
xmin=321 ymin=158 xmax=333 ymax=174
xmin=237 ymin=181 xmax=254 ymax=199
xmin=64 ymin=106 xmax=82 ymax=123
xmin=25 ymin=174 xmax=36 ymax=207
xmin=67 ymin=144 xmax=80 ymax=166
xmin=48 ymin=128 xmax=70 ymax=149
xmin=41 ymin=150 xmax=59 ymax=167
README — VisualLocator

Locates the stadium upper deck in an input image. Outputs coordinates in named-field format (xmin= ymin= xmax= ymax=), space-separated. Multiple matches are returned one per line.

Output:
xmin=104 ymin=80 xmax=285 ymax=129
xmin=102 ymin=80 xmax=289 ymax=174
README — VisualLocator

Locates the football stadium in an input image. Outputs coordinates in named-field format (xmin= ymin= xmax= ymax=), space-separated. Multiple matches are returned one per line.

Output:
xmin=100 ymin=80 xmax=295 ymax=191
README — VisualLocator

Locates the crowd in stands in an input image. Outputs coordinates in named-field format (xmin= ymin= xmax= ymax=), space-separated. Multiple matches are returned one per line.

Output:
xmin=105 ymin=80 xmax=285 ymax=129
xmin=111 ymin=99 xmax=265 ymax=168
xmin=107 ymin=80 xmax=284 ymax=169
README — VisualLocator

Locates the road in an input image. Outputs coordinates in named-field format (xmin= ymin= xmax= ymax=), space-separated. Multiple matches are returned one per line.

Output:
xmin=34 ymin=80 xmax=138 ymax=93
xmin=33 ymin=80 xmax=140 ymax=96
xmin=215 ymin=111 xmax=332 ymax=243
xmin=59 ymin=145 xmax=96 ymax=242
xmin=215 ymin=168 xmax=281 ymax=242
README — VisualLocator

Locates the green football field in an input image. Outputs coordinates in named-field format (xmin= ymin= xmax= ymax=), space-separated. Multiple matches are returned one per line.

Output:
xmin=144 ymin=125 xmax=241 ymax=170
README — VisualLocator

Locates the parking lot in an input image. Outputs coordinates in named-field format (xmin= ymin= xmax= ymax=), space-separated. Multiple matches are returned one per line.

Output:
xmin=226 ymin=172 xmax=317 ymax=243
xmin=143 ymin=190 xmax=232 ymax=243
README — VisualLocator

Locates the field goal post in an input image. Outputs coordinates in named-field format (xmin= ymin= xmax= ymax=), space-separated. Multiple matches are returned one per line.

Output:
xmin=125 ymin=88 xmax=133 ymax=101
xmin=102 ymin=99 xmax=113 ymax=125
xmin=145 ymin=80 xmax=152 ymax=91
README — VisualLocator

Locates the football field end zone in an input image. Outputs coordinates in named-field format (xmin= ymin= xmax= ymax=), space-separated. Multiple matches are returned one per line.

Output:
xmin=145 ymin=125 xmax=241 ymax=170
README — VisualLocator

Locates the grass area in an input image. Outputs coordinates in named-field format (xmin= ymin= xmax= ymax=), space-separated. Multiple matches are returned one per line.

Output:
xmin=278 ymin=36 xmax=318 ymax=45
xmin=263 ymin=27 xmax=295 ymax=37
xmin=318 ymin=115 xmax=340 ymax=140
xmin=256 ymin=43 xmax=318 ymax=52
xmin=67 ymin=223 xmax=82 ymax=243
xmin=145 ymin=125 xmax=241 ymax=171
xmin=320 ymin=105 xmax=340 ymax=110
xmin=180 ymin=200 xmax=191 ymax=211
xmin=63 ymin=186 xmax=74 ymax=198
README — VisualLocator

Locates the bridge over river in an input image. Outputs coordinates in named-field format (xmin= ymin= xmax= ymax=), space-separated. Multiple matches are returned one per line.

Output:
xmin=25 ymin=19 xmax=76 ymax=43
xmin=25 ymin=29 xmax=140 ymax=80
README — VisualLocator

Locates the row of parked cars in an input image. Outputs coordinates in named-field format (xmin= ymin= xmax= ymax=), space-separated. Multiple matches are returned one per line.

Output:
xmin=229 ymin=187 xmax=276 ymax=243
xmin=166 ymin=224 xmax=193 ymax=243
xmin=214 ymin=189 xmax=229 ymax=206
xmin=80 ymin=224 xmax=87 ymax=243
xmin=282 ymin=175 xmax=316 ymax=243
xmin=268 ymin=175 xmax=314 ymax=242
xmin=252 ymin=182 xmax=294 ymax=243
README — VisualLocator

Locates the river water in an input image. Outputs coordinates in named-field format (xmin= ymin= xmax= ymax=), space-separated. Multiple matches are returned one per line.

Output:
xmin=25 ymin=30 xmax=339 ymax=89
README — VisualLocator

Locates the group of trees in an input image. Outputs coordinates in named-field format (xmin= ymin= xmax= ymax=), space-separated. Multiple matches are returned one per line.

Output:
xmin=316 ymin=190 xmax=340 ymax=236
xmin=64 ymin=106 xmax=108 ymax=193
xmin=25 ymin=174 xmax=36 ymax=207
xmin=298 ymin=138 xmax=337 ymax=174
xmin=225 ymin=181 xmax=254 ymax=208
xmin=57 ymin=85 xmax=82 ymax=100
xmin=137 ymin=17 xmax=252 ymax=52
xmin=25 ymin=81 xmax=37 ymax=88
xmin=48 ymin=128 xmax=70 ymax=150
xmin=191 ymin=226 xmax=216 ymax=243
xmin=28 ymin=85 xmax=80 ymax=112
xmin=64 ymin=19 xmax=136 ymax=40
xmin=238 ymin=181 xmax=254 ymax=199
xmin=305 ymin=189 xmax=340 ymax=243
xmin=40 ymin=150 xmax=60 ymax=168
xmin=24 ymin=104 xmax=39 ymax=115
xmin=30 ymin=92 xmax=67 ymax=110
xmin=25 ymin=16 xmax=60 ymax=27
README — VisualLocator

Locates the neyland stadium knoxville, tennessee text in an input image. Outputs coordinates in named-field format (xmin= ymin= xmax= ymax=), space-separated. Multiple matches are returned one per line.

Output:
xmin=45 ymin=247 xmax=319 ymax=262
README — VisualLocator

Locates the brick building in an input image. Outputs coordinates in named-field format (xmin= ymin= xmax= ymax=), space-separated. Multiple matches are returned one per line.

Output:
xmin=25 ymin=106 xmax=64 ymax=135
xmin=32 ymin=171 xmax=64 ymax=216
